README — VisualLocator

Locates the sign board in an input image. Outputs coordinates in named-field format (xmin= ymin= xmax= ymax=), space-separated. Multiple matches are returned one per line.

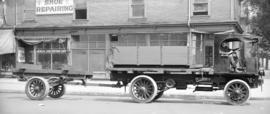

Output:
xmin=36 ymin=0 xmax=74 ymax=15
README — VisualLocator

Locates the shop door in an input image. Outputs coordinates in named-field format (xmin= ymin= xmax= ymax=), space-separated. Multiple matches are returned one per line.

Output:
xmin=72 ymin=49 xmax=88 ymax=71
xmin=88 ymin=50 xmax=105 ymax=73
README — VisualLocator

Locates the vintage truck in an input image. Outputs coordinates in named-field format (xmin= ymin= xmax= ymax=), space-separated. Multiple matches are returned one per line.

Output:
xmin=20 ymin=33 xmax=264 ymax=105
xmin=108 ymin=33 xmax=264 ymax=105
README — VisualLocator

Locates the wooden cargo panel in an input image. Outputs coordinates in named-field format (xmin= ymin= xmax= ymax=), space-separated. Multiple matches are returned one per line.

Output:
xmin=162 ymin=46 xmax=188 ymax=65
xmin=113 ymin=47 xmax=137 ymax=65
xmin=138 ymin=47 xmax=161 ymax=65
xmin=113 ymin=46 xmax=189 ymax=66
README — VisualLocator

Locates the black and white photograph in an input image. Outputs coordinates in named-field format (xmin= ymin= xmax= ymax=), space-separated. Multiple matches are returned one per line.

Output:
xmin=0 ymin=0 xmax=270 ymax=114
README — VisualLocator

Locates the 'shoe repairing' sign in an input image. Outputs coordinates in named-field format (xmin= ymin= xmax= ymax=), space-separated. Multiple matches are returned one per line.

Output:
xmin=36 ymin=0 xmax=74 ymax=15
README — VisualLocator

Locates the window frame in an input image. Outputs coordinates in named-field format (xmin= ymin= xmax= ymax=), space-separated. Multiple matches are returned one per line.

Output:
xmin=129 ymin=0 xmax=146 ymax=18
xmin=74 ymin=0 xmax=87 ymax=20
xmin=191 ymin=0 xmax=211 ymax=16
xmin=36 ymin=39 xmax=69 ymax=70
xmin=75 ymin=8 xmax=87 ymax=20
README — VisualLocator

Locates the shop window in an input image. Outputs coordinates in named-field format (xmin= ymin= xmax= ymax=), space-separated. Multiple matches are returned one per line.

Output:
xmin=72 ymin=35 xmax=80 ymax=41
xmin=110 ymin=34 xmax=118 ymax=42
xmin=130 ymin=0 xmax=145 ymax=18
xmin=191 ymin=33 xmax=204 ymax=65
xmin=89 ymin=34 xmax=106 ymax=49
xmin=52 ymin=53 xmax=68 ymax=70
xmin=36 ymin=39 xmax=68 ymax=70
xmin=75 ymin=0 xmax=87 ymax=19
xmin=150 ymin=33 xmax=187 ymax=46
xmin=205 ymin=46 xmax=213 ymax=67
xmin=71 ymin=34 xmax=106 ymax=49
xmin=71 ymin=35 xmax=88 ymax=49
xmin=113 ymin=34 xmax=147 ymax=46
xmin=37 ymin=53 xmax=51 ymax=69
xmin=193 ymin=0 xmax=209 ymax=16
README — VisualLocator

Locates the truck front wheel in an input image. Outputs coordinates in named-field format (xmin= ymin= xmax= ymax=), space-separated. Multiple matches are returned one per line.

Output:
xmin=129 ymin=75 xmax=158 ymax=103
xmin=224 ymin=79 xmax=250 ymax=105
xmin=25 ymin=77 xmax=49 ymax=100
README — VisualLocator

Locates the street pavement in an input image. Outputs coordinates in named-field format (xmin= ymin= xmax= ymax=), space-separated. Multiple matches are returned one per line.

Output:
xmin=0 ymin=92 xmax=270 ymax=114
xmin=0 ymin=77 xmax=270 ymax=114
xmin=0 ymin=77 xmax=270 ymax=100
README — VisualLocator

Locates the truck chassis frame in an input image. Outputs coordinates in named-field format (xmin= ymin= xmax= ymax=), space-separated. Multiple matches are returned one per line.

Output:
xmin=109 ymin=67 xmax=264 ymax=105
xmin=16 ymin=67 xmax=263 ymax=105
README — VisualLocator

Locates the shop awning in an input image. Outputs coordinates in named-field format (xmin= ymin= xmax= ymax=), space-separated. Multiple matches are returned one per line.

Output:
xmin=16 ymin=35 xmax=70 ymax=45
xmin=0 ymin=29 xmax=16 ymax=55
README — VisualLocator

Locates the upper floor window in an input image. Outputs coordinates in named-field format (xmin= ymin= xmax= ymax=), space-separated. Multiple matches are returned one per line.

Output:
xmin=24 ymin=0 xmax=35 ymax=21
xmin=75 ymin=0 xmax=87 ymax=19
xmin=193 ymin=0 xmax=209 ymax=16
xmin=130 ymin=0 xmax=145 ymax=18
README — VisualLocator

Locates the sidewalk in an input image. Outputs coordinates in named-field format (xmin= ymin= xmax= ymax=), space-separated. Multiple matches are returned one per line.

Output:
xmin=0 ymin=78 xmax=270 ymax=100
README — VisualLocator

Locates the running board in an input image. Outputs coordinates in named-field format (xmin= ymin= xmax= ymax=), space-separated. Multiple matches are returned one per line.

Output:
xmin=193 ymin=86 xmax=219 ymax=92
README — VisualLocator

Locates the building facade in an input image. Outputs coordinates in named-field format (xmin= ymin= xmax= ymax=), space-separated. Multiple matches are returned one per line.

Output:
xmin=5 ymin=0 xmax=244 ymax=75
xmin=0 ymin=0 xmax=16 ymax=71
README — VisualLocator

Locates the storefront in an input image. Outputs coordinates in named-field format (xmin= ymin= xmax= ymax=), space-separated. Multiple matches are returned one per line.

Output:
xmin=16 ymin=35 xmax=70 ymax=70
xmin=0 ymin=29 xmax=16 ymax=71
xmin=14 ymin=24 xmax=224 ymax=74
xmin=15 ymin=30 xmax=108 ymax=73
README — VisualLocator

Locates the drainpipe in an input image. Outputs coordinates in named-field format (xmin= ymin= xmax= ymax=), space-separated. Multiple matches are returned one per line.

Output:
xmin=187 ymin=0 xmax=192 ymax=65
xmin=188 ymin=0 xmax=191 ymax=27
xmin=2 ymin=0 xmax=7 ymax=25
xmin=14 ymin=0 xmax=16 ymax=26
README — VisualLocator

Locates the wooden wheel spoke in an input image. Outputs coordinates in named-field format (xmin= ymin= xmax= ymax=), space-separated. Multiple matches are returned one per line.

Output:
xmin=145 ymin=91 xmax=151 ymax=98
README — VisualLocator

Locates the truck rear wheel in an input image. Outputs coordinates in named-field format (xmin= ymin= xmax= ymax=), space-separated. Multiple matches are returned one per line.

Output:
xmin=129 ymin=75 xmax=158 ymax=103
xmin=224 ymin=79 xmax=250 ymax=105
xmin=48 ymin=84 xmax=65 ymax=98
xmin=25 ymin=77 xmax=49 ymax=100
xmin=48 ymin=77 xmax=65 ymax=98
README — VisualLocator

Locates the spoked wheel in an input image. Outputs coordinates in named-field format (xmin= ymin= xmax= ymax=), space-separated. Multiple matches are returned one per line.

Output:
xmin=224 ymin=79 xmax=250 ymax=105
xmin=48 ymin=84 xmax=65 ymax=98
xmin=48 ymin=77 xmax=65 ymax=98
xmin=129 ymin=75 xmax=158 ymax=103
xmin=25 ymin=77 xmax=49 ymax=100
xmin=153 ymin=91 xmax=164 ymax=101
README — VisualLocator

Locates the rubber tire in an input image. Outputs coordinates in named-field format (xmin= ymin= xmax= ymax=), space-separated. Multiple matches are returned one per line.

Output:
xmin=48 ymin=84 xmax=66 ymax=98
xmin=224 ymin=79 xmax=250 ymax=105
xmin=129 ymin=75 xmax=158 ymax=103
xmin=25 ymin=77 xmax=49 ymax=100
